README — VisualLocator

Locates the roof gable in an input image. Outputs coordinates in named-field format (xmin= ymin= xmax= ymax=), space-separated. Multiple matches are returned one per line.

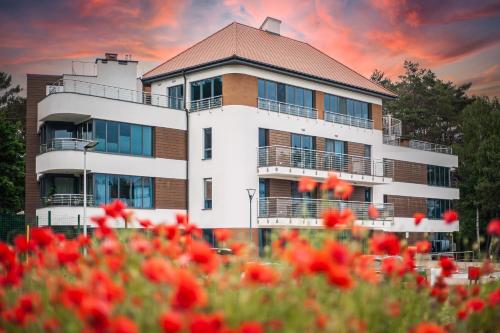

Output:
xmin=143 ymin=22 xmax=396 ymax=98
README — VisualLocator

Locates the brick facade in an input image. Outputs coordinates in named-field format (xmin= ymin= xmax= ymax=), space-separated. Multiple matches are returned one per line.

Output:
xmin=372 ymin=104 xmax=382 ymax=130
xmin=393 ymin=160 xmax=427 ymax=184
xmin=222 ymin=73 xmax=258 ymax=107
xmin=385 ymin=195 xmax=426 ymax=218
xmin=315 ymin=91 xmax=324 ymax=120
xmin=269 ymin=179 xmax=291 ymax=197
xmin=25 ymin=74 xmax=61 ymax=219
xmin=154 ymin=178 xmax=187 ymax=209
xmin=154 ymin=127 xmax=187 ymax=160
xmin=268 ymin=129 xmax=291 ymax=147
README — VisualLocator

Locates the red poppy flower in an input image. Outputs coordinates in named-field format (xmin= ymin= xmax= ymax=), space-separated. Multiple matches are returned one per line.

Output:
xmin=309 ymin=250 xmax=330 ymax=273
xmin=176 ymin=213 xmax=189 ymax=225
xmin=30 ymin=227 xmax=55 ymax=247
xmin=244 ymin=262 xmax=279 ymax=285
xmin=139 ymin=219 xmax=153 ymax=228
xmin=456 ymin=308 xmax=468 ymax=320
xmin=321 ymin=173 xmax=340 ymax=191
xmin=443 ymin=210 xmax=458 ymax=224
xmin=416 ymin=240 xmax=431 ymax=254
xmin=13 ymin=235 xmax=33 ymax=253
xmin=488 ymin=288 xmax=500 ymax=306
xmin=324 ymin=240 xmax=350 ymax=266
xmin=188 ymin=241 xmax=218 ymax=273
xmin=322 ymin=209 xmax=354 ymax=229
xmin=333 ymin=181 xmax=353 ymax=200
xmin=159 ymin=311 xmax=183 ymax=333
xmin=43 ymin=318 xmax=60 ymax=332
xmin=298 ymin=176 xmax=317 ymax=192
xmin=214 ymin=229 xmax=232 ymax=242
xmin=466 ymin=298 xmax=485 ymax=313
xmin=369 ymin=233 xmax=400 ymax=256
xmin=413 ymin=212 xmax=425 ymax=225
xmin=381 ymin=257 xmax=405 ymax=277
xmin=188 ymin=313 xmax=223 ymax=333
xmin=439 ymin=257 xmax=456 ymax=277
xmin=412 ymin=322 xmax=446 ymax=333
xmin=327 ymin=265 xmax=354 ymax=289
xmin=368 ymin=205 xmax=379 ymax=219
xmin=486 ymin=219 xmax=500 ymax=236
xmin=110 ymin=316 xmax=138 ymax=333
xmin=79 ymin=297 xmax=111 ymax=331
xmin=239 ymin=321 xmax=264 ymax=333
xmin=171 ymin=270 xmax=206 ymax=310
xmin=56 ymin=240 xmax=81 ymax=265
xmin=141 ymin=257 xmax=174 ymax=284
xmin=101 ymin=200 xmax=127 ymax=219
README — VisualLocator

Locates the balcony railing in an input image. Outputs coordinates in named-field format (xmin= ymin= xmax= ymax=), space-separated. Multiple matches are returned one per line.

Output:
xmin=42 ymin=194 xmax=94 ymax=207
xmin=258 ymin=197 xmax=394 ymax=221
xmin=188 ymin=96 xmax=223 ymax=111
xmin=40 ymin=138 xmax=92 ymax=154
xmin=257 ymin=98 xmax=317 ymax=119
xmin=325 ymin=112 xmax=373 ymax=129
xmin=46 ymin=78 xmax=183 ymax=109
xmin=258 ymin=145 xmax=394 ymax=178
xmin=383 ymin=135 xmax=453 ymax=155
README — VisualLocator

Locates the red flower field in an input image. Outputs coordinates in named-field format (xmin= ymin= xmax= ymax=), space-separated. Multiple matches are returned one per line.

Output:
xmin=1 ymin=174 xmax=499 ymax=332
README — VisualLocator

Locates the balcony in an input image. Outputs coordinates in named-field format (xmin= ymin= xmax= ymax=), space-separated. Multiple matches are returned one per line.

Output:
xmin=257 ymin=98 xmax=317 ymax=119
xmin=39 ymin=138 xmax=90 ymax=154
xmin=257 ymin=197 xmax=393 ymax=228
xmin=42 ymin=194 xmax=94 ymax=207
xmin=47 ymin=78 xmax=183 ymax=109
xmin=383 ymin=135 xmax=453 ymax=155
xmin=325 ymin=112 xmax=373 ymax=129
xmin=188 ymin=96 xmax=222 ymax=112
xmin=258 ymin=146 xmax=393 ymax=184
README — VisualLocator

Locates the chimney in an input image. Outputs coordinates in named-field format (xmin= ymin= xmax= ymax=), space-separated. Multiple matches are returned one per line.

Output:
xmin=105 ymin=53 xmax=118 ymax=61
xmin=260 ymin=17 xmax=281 ymax=35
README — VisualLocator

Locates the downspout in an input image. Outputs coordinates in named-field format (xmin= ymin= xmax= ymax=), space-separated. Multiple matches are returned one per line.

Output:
xmin=183 ymin=70 xmax=189 ymax=216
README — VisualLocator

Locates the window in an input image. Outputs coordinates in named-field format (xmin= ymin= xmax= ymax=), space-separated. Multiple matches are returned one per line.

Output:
xmin=94 ymin=173 xmax=154 ymax=209
xmin=203 ymin=229 xmax=216 ymax=247
xmin=427 ymin=198 xmax=453 ymax=219
xmin=93 ymin=120 xmax=153 ymax=157
xmin=324 ymin=94 xmax=370 ymax=119
xmin=203 ymin=128 xmax=212 ymax=159
xmin=364 ymin=188 xmax=372 ymax=202
xmin=204 ymin=178 xmax=212 ymax=209
xmin=190 ymin=77 xmax=222 ymax=101
xmin=427 ymin=165 xmax=450 ymax=187
xmin=119 ymin=123 xmax=131 ymax=154
xmin=258 ymin=79 xmax=313 ymax=107
xmin=168 ymin=85 xmax=184 ymax=110
xmin=258 ymin=128 xmax=268 ymax=147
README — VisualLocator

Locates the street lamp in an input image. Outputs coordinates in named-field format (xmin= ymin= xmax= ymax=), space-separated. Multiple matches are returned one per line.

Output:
xmin=83 ymin=140 xmax=98 ymax=238
xmin=246 ymin=188 xmax=256 ymax=243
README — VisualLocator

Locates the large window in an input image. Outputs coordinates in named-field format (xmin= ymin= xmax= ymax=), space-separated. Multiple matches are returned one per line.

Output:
xmin=258 ymin=79 xmax=314 ymax=108
xmin=324 ymin=94 xmax=370 ymax=119
xmin=93 ymin=120 xmax=153 ymax=157
xmin=427 ymin=198 xmax=453 ymax=219
xmin=94 ymin=173 xmax=153 ymax=208
xmin=203 ymin=178 xmax=212 ymax=209
xmin=203 ymin=128 xmax=212 ymax=160
xmin=427 ymin=165 xmax=450 ymax=187
xmin=168 ymin=85 xmax=184 ymax=110
xmin=191 ymin=77 xmax=222 ymax=101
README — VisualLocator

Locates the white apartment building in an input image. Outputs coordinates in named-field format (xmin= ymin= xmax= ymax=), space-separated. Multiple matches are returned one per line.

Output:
xmin=26 ymin=18 xmax=459 ymax=250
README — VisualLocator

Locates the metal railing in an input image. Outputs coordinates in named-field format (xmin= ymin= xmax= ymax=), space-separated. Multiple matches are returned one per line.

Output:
xmin=188 ymin=96 xmax=222 ymax=111
xmin=258 ymin=145 xmax=394 ymax=178
xmin=42 ymin=194 xmax=94 ymax=207
xmin=257 ymin=98 xmax=317 ymax=119
xmin=325 ymin=112 xmax=373 ymax=129
xmin=40 ymin=138 xmax=92 ymax=154
xmin=382 ymin=115 xmax=402 ymax=137
xmin=383 ymin=135 xmax=453 ymax=155
xmin=258 ymin=197 xmax=394 ymax=220
xmin=46 ymin=78 xmax=183 ymax=109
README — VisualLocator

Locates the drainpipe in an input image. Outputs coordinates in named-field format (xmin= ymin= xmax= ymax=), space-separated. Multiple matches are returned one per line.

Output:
xmin=183 ymin=70 xmax=189 ymax=215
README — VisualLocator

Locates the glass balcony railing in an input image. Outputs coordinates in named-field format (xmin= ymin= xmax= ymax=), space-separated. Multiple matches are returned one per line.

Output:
xmin=257 ymin=97 xmax=317 ymax=119
xmin=188 ymin=96 xmax=223 ymax=112
xmin=46 ymin=78 xmax=183 ymax=109
xmin=324 ymin=112 xmax=373 ymax=129
xmin=39 ymin=138 xmax=92 ymax=154
xmin=42 ymin=194 xmax=94 ymax=207
xmin=258 ymin=145 xmax=394 ymax=178
xmin=258 ymin=197 xmax=394 ymax=221
xmin=383 ymin=135 xmax=453 ymax=155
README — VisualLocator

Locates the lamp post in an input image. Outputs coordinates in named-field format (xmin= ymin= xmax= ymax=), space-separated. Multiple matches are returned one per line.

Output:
xmin=83 ymin=141 xmax=98 ymax=238
xmin=246 ymin=188 xmax=256 ymax=243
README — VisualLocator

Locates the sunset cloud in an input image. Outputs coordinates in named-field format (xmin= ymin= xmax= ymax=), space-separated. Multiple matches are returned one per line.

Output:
xmin=0 ymin=0 xmax=499 ymax=97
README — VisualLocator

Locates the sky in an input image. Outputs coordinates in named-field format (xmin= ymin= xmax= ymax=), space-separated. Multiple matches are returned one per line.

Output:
xmin=1 ymin=0 xmax=499 ymax=97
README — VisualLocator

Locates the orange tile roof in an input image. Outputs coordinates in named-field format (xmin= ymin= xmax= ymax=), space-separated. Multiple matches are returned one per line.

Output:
xmin=143 ymin=22 xmax=396 ymax=98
